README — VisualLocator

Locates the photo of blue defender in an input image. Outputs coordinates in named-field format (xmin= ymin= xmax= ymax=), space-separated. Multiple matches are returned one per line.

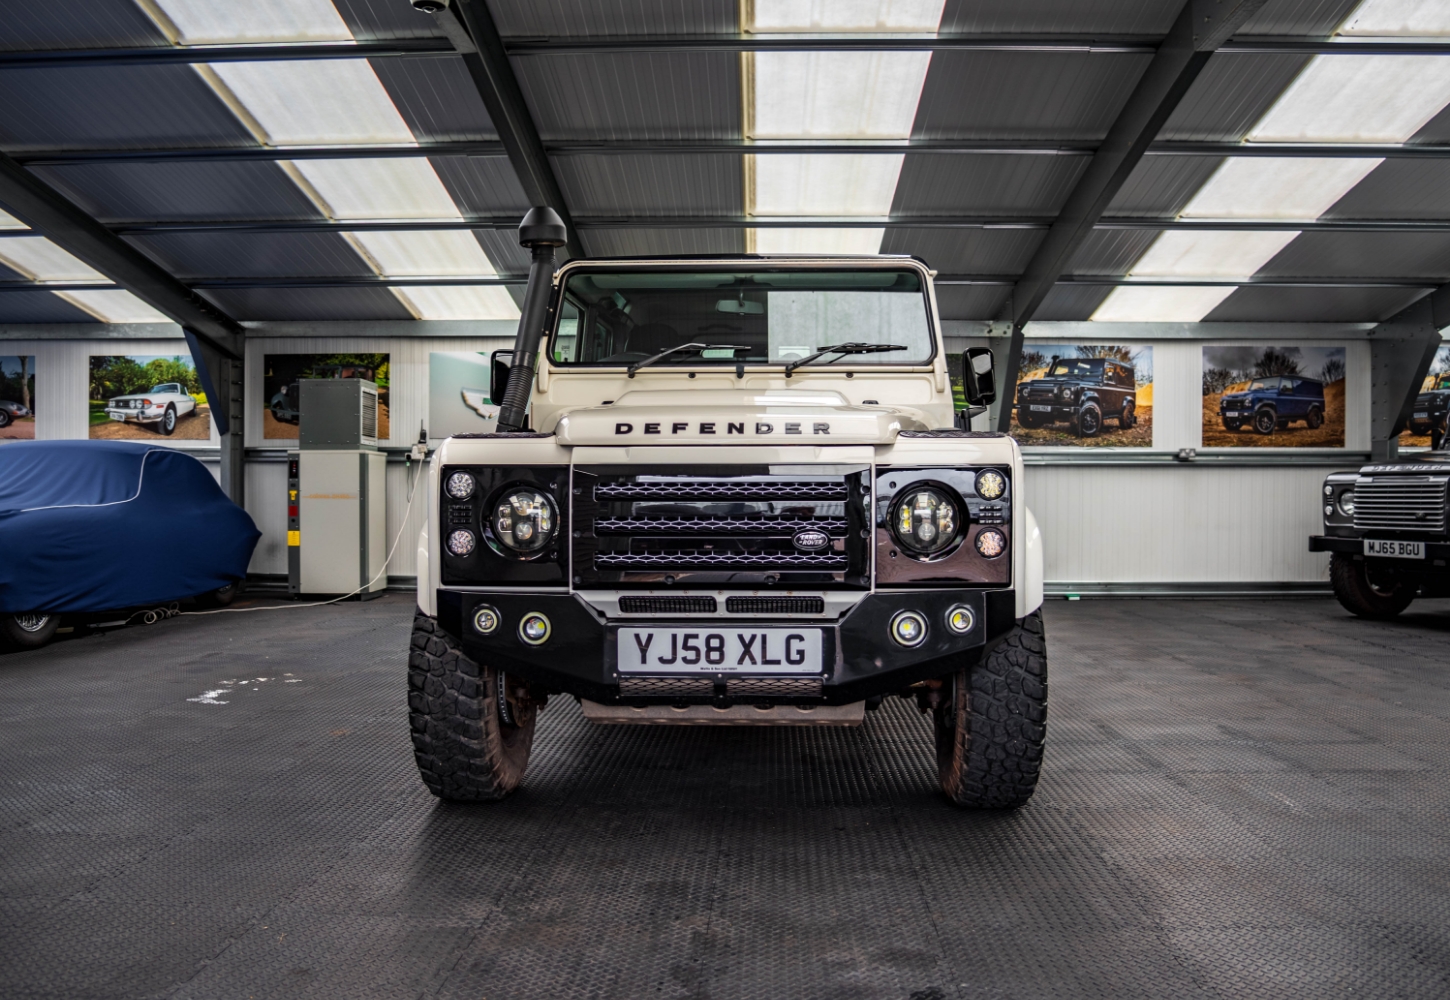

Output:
xmin=1218 ymin=375 xmax=1326 ymax=436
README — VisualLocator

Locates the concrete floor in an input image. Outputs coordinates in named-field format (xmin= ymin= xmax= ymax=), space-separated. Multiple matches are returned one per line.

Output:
xmin=2 ymin=593 xmax=1450 ymax=999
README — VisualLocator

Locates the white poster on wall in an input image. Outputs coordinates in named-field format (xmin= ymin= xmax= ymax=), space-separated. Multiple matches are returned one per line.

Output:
xmin=429 ymin=352 xmax=498 ymax=441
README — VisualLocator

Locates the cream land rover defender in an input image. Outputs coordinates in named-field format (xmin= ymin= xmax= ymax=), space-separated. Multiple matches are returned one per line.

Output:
xmin=409 ymin=209 xmax=1047 ymax=808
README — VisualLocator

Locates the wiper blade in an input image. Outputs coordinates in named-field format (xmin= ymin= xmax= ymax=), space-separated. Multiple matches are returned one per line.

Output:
xmin=626 ymin=342 xmax=749 ymax=377
xmin=784 ymin=342 xmax=908 ymax=377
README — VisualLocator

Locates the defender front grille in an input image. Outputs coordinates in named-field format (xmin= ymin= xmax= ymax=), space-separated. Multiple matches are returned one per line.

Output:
xmin=1354 ymin=476 xmax=1449 ymax=533
xmin=597 ymin=515 xmax=848 ymax=535
xmin=618 ymin=596 xmax=717 ymax=614
xmin=725 ymin=597 xmax=826 ymax=614
xmin=596 ymin=550 xmax=846 ymax=569
xmin=596 ymin=481 xmax=845 ymax=501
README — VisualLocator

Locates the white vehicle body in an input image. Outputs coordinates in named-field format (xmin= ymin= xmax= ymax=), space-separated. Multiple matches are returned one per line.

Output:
xmin=106 ymin=383 xmax=197 ymax=429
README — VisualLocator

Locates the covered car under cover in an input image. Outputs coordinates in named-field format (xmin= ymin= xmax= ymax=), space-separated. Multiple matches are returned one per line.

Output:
xmin=0 ymin=441 xmax=260 ymax=614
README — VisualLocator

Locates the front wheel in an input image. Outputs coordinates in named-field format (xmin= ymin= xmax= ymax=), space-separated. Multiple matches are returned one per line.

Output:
xmin=1 ymin=612 xmax=59 ymax=650
xmin=408 ymin=611 xmax=540 ymax=801
xmin=1330 ymin=553 xmax=1415 ymax=620
xmin=1222 ymin=418 xmax=1242 ymax=432
xmin=1016 ymin=410 xmax=1040 ymax=429
xmin=935 ymin=610 xmax=1047 ymax=809
xmin=1306 ymin=406 xmax=1323 ymax=430
xmin=1253 ymin=408 xmax=1277 ymax=435
xmin=0 ymin=409 xmax=10 ymax=428
xmin=161 ymin=404 xmax=177 ymax=435
xmin=1074 ymin=402 xmax=1102 ymax=438
xmin=1119 ymin=398 xmax=1137 ymax=429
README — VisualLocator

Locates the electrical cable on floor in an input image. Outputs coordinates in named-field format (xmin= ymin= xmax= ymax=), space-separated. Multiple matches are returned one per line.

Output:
xmin=181 ymin=457 xmax=425 ymax=617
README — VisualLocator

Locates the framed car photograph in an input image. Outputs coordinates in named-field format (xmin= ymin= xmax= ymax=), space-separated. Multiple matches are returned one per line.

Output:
xmin=1009 ymin=344 xmax=1153 ymax=447
xmin=0 ymin=355 xmax=34 ymax=441
xmin=262 ymin=353 xmax=390 ymax=441
xmin=1202 ymin=345 xmax=1346 ymax=448
xmin=88 ymin=355 xmax=213 ymax=442
xmin=1398 ymin=343 xmax=1450 ymax=450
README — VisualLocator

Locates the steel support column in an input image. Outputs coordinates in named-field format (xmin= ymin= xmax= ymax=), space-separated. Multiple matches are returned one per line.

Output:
xmin=186 ymin=331 xmax=245 ymax=507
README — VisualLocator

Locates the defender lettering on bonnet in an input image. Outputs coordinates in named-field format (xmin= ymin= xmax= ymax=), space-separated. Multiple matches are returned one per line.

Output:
xmin=614 ymin=421 xmax=830 ymax=435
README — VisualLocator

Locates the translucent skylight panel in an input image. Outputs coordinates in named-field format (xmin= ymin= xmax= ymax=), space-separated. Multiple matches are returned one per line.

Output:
xmin=753 ymin=154 xmax=904 ymax=215
xmin=753 ymin=227 xmax=886 ymax=254
xmin=0 ymin=238 xmax=104 ymax=281
xmin=753 ymin=52 xmax=933 ymax=138
xmin=208 ymin=60 xmax=414 ymax=146
xmin=1090 ymin=286 xmax=1236 ymax=323
xmin=0 ymin=210 xmax=27 ymax=230
xmin=289 ymin=159 xmax=462 ymax=220
xmin=1179 ymin=157 xmax=1383 ymax=219
xmin=393 ymin=286 xmax=521 ymax=321
xmin=1341 ymin=0 xmax=1450 ymax=36
xmin=1249 ymin=55 xmax=1450 ymax=143
xmin=58 ymin=290 xmax=170 ymax=323
xmin=751 ymin=0 xmax=946 ymax=31
xmin=1128 ymin=230 xmax=1299 ymax=279
xmin=348 ymin=231 xmax=497 ymax=276
xmin=151 ymin=0 xmax=352 ymax=44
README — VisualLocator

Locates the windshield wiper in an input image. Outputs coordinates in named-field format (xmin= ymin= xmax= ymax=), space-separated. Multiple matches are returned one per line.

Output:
xmin=784 ymin=342 xmax=908 ymax=377
xmin=626 ymin=342 xmax=748 ymax=378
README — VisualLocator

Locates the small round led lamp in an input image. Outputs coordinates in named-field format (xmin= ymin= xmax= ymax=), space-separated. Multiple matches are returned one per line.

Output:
xmin=473 ymin=605 xmax=500 ymax=635
xmin=890 ymin=609 xmax=928 ymax=648
xmin=446 ymin=529 xmax=476 ymax=557
xmin=946 ymin=605 xmax=975 ymax=634
xmin=975 ymin=469 xmax=1006 ymax=500
xmin=519 ymin=612 xmax=551 ymax=645
xmin=445 ymin=471 xmax=476 ymax=501
xmin=975 ymin=528 xmax=1006 ymax=559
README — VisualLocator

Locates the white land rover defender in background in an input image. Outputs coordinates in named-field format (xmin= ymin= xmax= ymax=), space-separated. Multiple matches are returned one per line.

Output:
xmin=409 ymin=208 xmax=1047 ymax=808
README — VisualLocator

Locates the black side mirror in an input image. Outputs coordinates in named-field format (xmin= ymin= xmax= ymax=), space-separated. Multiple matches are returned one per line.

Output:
xmin=490 ymin=350 xmax=514 ymax=406
xmin=962 ymin=347 xmax=997 ymax=406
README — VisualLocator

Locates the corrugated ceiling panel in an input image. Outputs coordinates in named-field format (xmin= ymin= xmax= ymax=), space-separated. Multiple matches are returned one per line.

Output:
xmin=934 ymin=284 xmax=1010 ymax=320
xmin=1259 ymin=232 xmax=1450 ymax=280
xmin=0 ymin=0 xmax=167 ymax=51
xmin=200 ymin=287 xmax=413 ymax=321
xmin=1204 ymin=285 xmax=1428 ymax=323
xmin=30 ymin=161 xmax=323 ymax=223
xmin=913 ymin=52 xmax=1150 ymax=140
xmin=514 ymin=53 xmax=740 ymax=140
xmin=1323 ymin=161 xmax=1450 ymax=220
xmin=1033 ymin=284 xmax=1113 ymax=321
xmin=334 ymin=0 xmax=444 ymax=40
xmin=0 ymin=66 xmax=253 ymax=150
xmin=0 ymin=260 xmax=28 ymax=282
xmin=880 ymin=227 xmax=1043 ymax=274
xmin=1066 ymin=229 xmax=1160 ymax=274
xmin=1106 ymin=156 xmax=1224 ymax=217
xmin=371 ymin=56 xmax=496 ymax=142
xmin=940 ymin=0 xmax=1176 ymax=34
xmin=1236 ymin=0 xmax=1360 ymax=35
xmin=890 ymin=154 xmax=1086 ymax=217
xmin=1158 ymin=53 xmax=1309 ymax=141
xmin=581 ymin=228 xmax=746 ymax=257
xmin=490 ymin=0 xmax=737 ymax=36
xmin=0 ymin=291 xmax=94 ymax=322
xmin=554 ymin=154 xmax=741 ymax=216
xmin=125 ymin=233 xmax=372 ymax=279
xmin=430 ymin=156 xmax=531 ymax=215
xmin=470 ymin=228 xmax=533 ymax=275
xmin=1409 ymin=103 xmax=1450 ymax=145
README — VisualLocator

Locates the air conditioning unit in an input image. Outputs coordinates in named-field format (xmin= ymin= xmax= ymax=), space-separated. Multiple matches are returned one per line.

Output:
xmin=300 ymin=377 xmax=378 ymax=449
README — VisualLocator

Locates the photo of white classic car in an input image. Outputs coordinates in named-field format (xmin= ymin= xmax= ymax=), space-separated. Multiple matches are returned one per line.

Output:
xmin=105 ymin=383 xmax=198 ymax=435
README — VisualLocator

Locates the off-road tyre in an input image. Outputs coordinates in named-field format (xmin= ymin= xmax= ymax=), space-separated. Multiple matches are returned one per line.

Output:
xmin=935 ymin=610 xmax=1047 ymax=809
xmin=0 ymin=613 xmax=59 ymax=651
xmin=1330 ymin=553 xmax=1415 ymax=620
xmin=1075 ymin=402 xmax=1102 ymax=438
xmin=408 ymin=611 xmax=536 ymax=801
xmin=1253 ymin=408 xmax=1277 ymax=435
xmin=1016 ymin=410 xmax=1040 ymax=430
xmin=1306 ymin=406 xmax=1323 ymax=430
xmin=1222 ymin=418 xmax=1242 ymax=432
xmin=1119 ymin=398 xmax=1137 ymax=429
xmin=161 ymin=404 xmax=177 ymax=435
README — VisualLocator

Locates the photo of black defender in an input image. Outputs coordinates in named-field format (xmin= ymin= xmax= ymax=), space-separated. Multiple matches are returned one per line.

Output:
xmin=1013 ymin=356 xmax=1138 ymax=438
xmin=1408 ymin=372 xmax=1450 ymax=449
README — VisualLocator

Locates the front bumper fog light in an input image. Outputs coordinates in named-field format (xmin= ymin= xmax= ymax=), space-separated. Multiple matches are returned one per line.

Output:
xmin=519 ymin=612 xmax=551 ymax=645
xmin=890 ymin=609 xmax=928 ymax=648
xmin=446 ymin=529 xmax=476 ymax=556
xmin=975 ymin=528 xmax=1006 ymax=559
xmin=473 ymin=605 xmax=500 ymax=635
xmin=946 ymin=605 xmax=975 ymax=634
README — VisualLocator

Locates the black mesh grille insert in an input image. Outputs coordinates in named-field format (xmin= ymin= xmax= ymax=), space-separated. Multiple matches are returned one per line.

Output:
xmin=619 ymin=677 xmax=714 ymax=697
xmin=727 ymin=678 xmax=823 ymax=697
xmin=596 ymin=481 xmax=847 ymax=501
xmin=725 ymin=597 xmax=826 ymax=614
xmin=596 ymin=551 xmax=846 ymax=569
xmin=617 ymin=596 xmax=717 ymax=614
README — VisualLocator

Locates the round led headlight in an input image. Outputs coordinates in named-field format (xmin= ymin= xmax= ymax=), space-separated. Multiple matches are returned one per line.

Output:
xmin=975 ymin=528 xmax=1006 ymax=559
xmin=492 ymin=490 xmax=558 ymax=555
xmin=891 ymin=487 xmax=960 ymax=557
xmin=445 ymin=471 xmax=476 ymax=501
xmin=890 ymin=609 xmax=928 ymax=648
xmin=446 ymin=529 xmax=476 ymax=557
xmin=473 ymin=605 xmax=500 ymax=635
xmin=946 ymin=605 xmax=975 ymax=634
xmin=975 ymin=469 xmax=1006 ymax=501
xmin=1337 ymin=489 xmax=1355 ymax=517
xmin=519 ymin=612 xmax=551 ymax=645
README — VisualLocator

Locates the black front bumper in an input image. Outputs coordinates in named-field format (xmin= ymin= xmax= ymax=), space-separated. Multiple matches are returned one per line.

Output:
xmin=437 ymin=588 xmax=1017 ymax=705
xmin=1309 ymin=534 xmax=1450 ymax=559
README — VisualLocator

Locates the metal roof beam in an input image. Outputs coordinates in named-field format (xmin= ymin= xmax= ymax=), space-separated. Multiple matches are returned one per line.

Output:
xmin=994 ymin=0 xmax=1268 ymax=431
xmin=0 ymin=39 xmax=454 ymax=68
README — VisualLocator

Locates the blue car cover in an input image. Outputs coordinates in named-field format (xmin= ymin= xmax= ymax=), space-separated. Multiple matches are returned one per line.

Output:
xmin=0 ymin=441 xmax=261 ymax=614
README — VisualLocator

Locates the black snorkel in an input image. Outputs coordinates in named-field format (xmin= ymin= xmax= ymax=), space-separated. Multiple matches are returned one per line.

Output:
xmin=495 ymin=206 xmax=568 ymax=433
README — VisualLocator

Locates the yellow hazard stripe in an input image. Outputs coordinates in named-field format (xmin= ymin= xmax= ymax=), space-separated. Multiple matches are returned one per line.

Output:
xmin=287 ymin=530 xmax=300 ymax=547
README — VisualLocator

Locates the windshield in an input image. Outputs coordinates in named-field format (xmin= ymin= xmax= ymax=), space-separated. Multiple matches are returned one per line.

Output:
xmin=549 ymin=268 xmax=933 ymax=367
xmin=1047 ymin=359 xmax=1104 ymax=378
xmin=150 ymin=384 xmax=179 ymax=394
xmin=1246 ymin=378 xmax=1282 ymax=391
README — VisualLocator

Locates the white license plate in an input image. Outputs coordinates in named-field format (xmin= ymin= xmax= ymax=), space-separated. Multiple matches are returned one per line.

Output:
xmin=108 ymin=412 xmax=127 ymax=421
xmin=1029 ymin=405 xmax=1052 ymax=412
xmin=1364 ymin=539 xmax=1424 ymax=559
xmin=618 ymin=627 xmax=822 ymax=675
xmin=1414 ymin=412 xmax=1428 ymax=420
xmin=1225 ymin=411 xmax=1244 ymax=417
